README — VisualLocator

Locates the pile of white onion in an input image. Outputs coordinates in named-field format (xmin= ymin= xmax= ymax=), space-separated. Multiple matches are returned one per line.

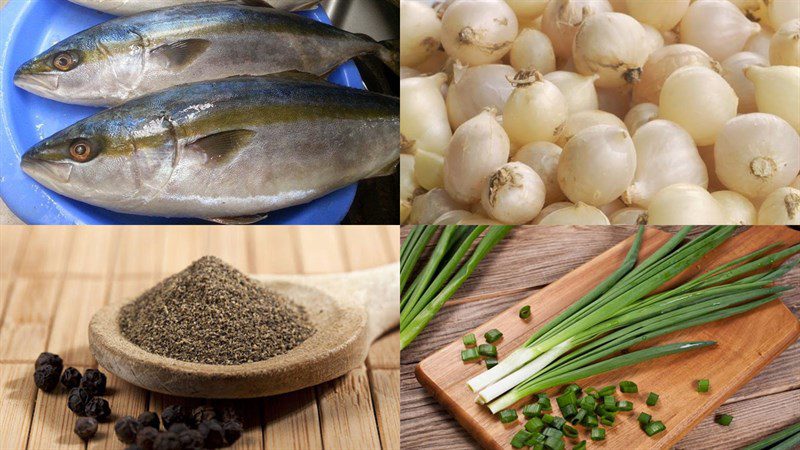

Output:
xmin=400 ymin=0 xmax=800 ymax=225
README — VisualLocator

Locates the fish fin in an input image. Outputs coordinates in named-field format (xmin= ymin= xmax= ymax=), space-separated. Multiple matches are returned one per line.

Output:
xmin=186 ymin=129 xmax=256 ymax=166
xmin=206 ymin=214 xmax=269 ymax=225
xmin=355 ymin=34 xmax=399 ymax=75
xmin=366 ymin=159 xmax=399 ymax=179
xmin=150 ymin=39 xmax=211 ymax=71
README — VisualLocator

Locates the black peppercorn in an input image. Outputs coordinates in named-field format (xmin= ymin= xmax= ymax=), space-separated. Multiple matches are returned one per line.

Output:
xmin=220 ymin=406 xmax=240 ymax=424
xmin=115 ymin=415 xmax=143 ymax=444
xmin=177 ymin=429 xmax=204 ymax=450
xmin=80 ymin=368 xmax=107 ymax=396
xmin=223 ymin=420 xmax=243 ymax=445
xmin=167 ymin=423 xmax=189 ymax=435
xmin=60 ymin=367 xmax=82 ymax=389
xmin=161 ymin=405 xmax=188 ymax=429
xmin=35 ymin=352 xmax=63 ymax=372
xmin=34 ymin=365 xmax=61 ymax=392
xmin=74 ymin=417 xmax=98 ymax=441
xmin=136 ymin=426 xmax=159 ymax=450
xmin=138 ymin=411 xmax=161 ymax=430
xmin=198 ymin=419 xmax=225 ymax=448
xmin=191 ymin=405 xmax=217 ymax=425
xmin=153 ymin=431 xmax=181 ymax=450
xmin=85 ymin=397 xmax=112 ymax=422
xmin=67 ymin=387 xmax=93 ymax=415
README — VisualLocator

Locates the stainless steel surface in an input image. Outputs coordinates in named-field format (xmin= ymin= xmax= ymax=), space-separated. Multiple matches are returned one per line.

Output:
xmin=323 ymin=0 xmax=398 ymax=41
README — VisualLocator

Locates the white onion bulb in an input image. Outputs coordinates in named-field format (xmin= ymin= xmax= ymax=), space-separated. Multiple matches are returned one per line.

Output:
xmin=625 ymin=0 xmax=689 ymax=31
xmin=792 ymin=176 xmax=800 ymax=189
xmin=414 ymin=149 xmax=444 ymax=190
xmin=446 ymin=63 xmax=516 ymax=129
xmin=771 ymin=19 xmax=800 ymax=67
xmin=714 ymin=113 xmax=800 ymax=199
xmin=647 ymin=183 xmax=727 ymax=225
xmin=659 ymin=66 xmax=738 ymax=146
xmin=409 ymin=188 xmax=466 ymax=224
xmin=512 ymin=141 xmax=566 ymax=205
xmin=662 ymin=30 xmax=679 ymax=46
xmin=457 ymin=214 xmax=503 ymax=225
xmin=680 ymin=0 xmax=761 ymax=62
xmin=573 ymin=12 xmax=650 ymax=88
xmin=610 ymin=207 xmax=648 ymax=224
xmin=510 ymin=28 xmax=556 ymax=74
xmin=400 ymin=1 xmax=442 ymax=67
xmin=556 ymin=110 xmax=627 ymax=147
xmin=642 ymin=24 xmax=665 ymax=57
xmin=624 ymin=103 xmax=659 ymax=136
xmin=599 ymin=198 xmax=627 ymax=217
xmin=400 ymin=66 xmax=421 ymax=79
xmin=745 ymin=29 xmax=774 ymax=60
xmin=505 ymin=0 xmax=549 ymax=21
xmin=415 ymin=50 xmax=451 ymax=74
xmin=712 ymin=190 xmax=757 ymax=225
xmin=400 ymin=154 xmax=418 ymax=204
xmin=633 ymin=44 xmax=720 ymax=105
xmin=766 ymin=0 xmax=800 ymax=29
xmin=481 ymin=162 xmax=546 ymax=224
xmin=533 ymin=202 xmax=572 ymax=224
xmin=623 ymin=120 xmax=708 ymax=207
xmin=757 ymin=187 xmax=800 ymax=224
xmin=541 ymin=0 xmax=613 ymax=60
xmin=746 ymin=65 xmax=800 ymax=132
xmin=699 ymin=145 xmax=727 ymax=192
xmin=433 ymin=210 xmax=477 ymax=224
xmin=444 ymin=109 xmax=511 ymax=204
xmin=401 ymin=74 xmax=452 ymax=155
xmin=503 ymin=71 xmax=569 ymax=145
xmin=721 ymin=52 xmax=769 ymax=114
xmin=728 ymin=0 xmax=768 ymax=25
xmin=440 ymin=0 xmax=518 ymax=66
xmin=538 ymin=202 xmax=611 ymax=225
xmin=544 ymin=71 xmax=599 ymax=113
xmin=558 ymin=125 xmax=637 ymax=206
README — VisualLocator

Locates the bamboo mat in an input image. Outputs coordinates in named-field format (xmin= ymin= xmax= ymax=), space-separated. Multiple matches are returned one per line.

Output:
xmin=0 ymin=225 xmax=400 ymax=450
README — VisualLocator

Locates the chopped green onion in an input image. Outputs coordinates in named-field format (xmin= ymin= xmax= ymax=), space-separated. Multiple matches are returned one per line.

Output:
xmin=617 ymin=400 xmax=633 ymax=411
xmin=542 ymin=414 xmax=555 ymax=425
xmin=697 ymin=379 xmax=710 ymax=392
xmin=498 ymin=409 xmax=518 ymax=423
xmin=538 ymin=397 xmax=552 ymax=411
xmin=461 ymin=348 xmax=479 ymax=362
xmin=574 ymin=440 xmax=587 ymax=450
xmin=585 ymin=387 xmax=600 ymax=398
xmin=525 ymin=417 xmax=545 ymax=433
xmin=638 ymin=412 xmax=652 ymax=425
xmin=645 ymin=421 xmax=666 ymax=436
xmin=562 ymin=424 xmax=578 ymax=438
xmin=571 ymin=409 xmax=587 ymax=425
xmin=463 ymin=333 xmax=476 ymax=347
xmin=551 ymin=416 xmax=567 ymax=430
xmin=485 ymin=328 xmax=503 ymax=343
xmin=619 ymin=381 xmax=638 ymax=393
xmin=523 ymin=403 xmax=544 ymax=418
xmin=579 ymin=396 xmax=597 ymax=412
xmin=557 ymin=391 xmax=577 ymax=409
xmin=544 ymin=435 xmax=564 ymax=450
xmin=600 ymin=415 xmax=615 ymax=427
xmin=603 ymin=396 xmax=618 ymax=412
xmin=716 ymin=414 xmax=733 ymax=426
xmin=598 ymin=385 xmax=616 ymax=396
xmin=524 ymin=431 xmax=544 ymax=447
xmin=485 ymin=357 xmax=499 ymax=370
xmin=563 ymin=384 xmax=582 ymax=396
xmin=646 ymin=392 xmax=659 ymax=406
xmin=582 ymin=414 xmax=598 ymax=428
xmin=543 ymin=427 xmax=563 ymax=439
xmin=560 ymin=404 xmax=577 ymax=419
xmin=520 ymin=305 xmax=531 ymax=319
xmin=511 ymin=430 xmax=533 ymax=448
xmin=590 ymin=427 xmax=606 ymax=441
xmin=478 ymin=344 xmax=497 ymax=357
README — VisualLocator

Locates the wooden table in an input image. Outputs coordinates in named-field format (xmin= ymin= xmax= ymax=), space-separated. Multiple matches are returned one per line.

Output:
xmin=0 ymin=225 xmax=400 ymax=450
xmin=400 ymin=226 xmax=800 ymax=450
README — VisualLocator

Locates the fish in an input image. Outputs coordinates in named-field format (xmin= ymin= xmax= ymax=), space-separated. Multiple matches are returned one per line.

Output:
xmin=66 ymin=0 xmax=322 ymax=15
xmin=20 ymin=73 xmax=399 ymax=223
xmin=14 ymin=3 xmax=399 ymax=106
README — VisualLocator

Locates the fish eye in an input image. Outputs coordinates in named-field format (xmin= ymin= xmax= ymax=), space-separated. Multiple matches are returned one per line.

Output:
xmin=69 ymin=139 xmax=93 ymax=162
xmin=53 ymin=52 xmax=77 ymax=72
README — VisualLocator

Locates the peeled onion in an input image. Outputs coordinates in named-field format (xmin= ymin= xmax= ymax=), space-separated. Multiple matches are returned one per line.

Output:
xmin=400 ymin=1 xmax=442 ymax=67
xmin=573 ymin=12 xmax=649 ymax=88
xmin=444 ymin=109 xmax=511 ymax=204
xmin=558 ymin=125 xmax=637 ymax=206
xmin=434 ymin=210 xmax=478 ymax=224
xmin=746 ymin=65 xmax=800 ymax=132
xmin=400 ymin=154 xmax=417 ymax=223
xmin=647 ymin=183 xmax=727 ymax=225
xmin=610 ymin=207 xmax=648 ymax=224
xmin=721 ymin=52 xmax=769 ymax=114
xmin=771 ymin=19 xmax=800 ymax=67
xmin=510 ymin=28 xmax=556 ymax=74
xmin=712 ymin=190 xmax=757 ymax=225
xmin=503 ymin=70 xmax=568 ymax=145
xmin=512 ymin=141 xmax=566 ymax=205
xmin=481 ymin=162 xmax=546 ymax=224
xmin=745 ymin=29 xmax=774 ymax=60
xmin=556 ymin=110 xmax=627 ymax=147
xmin=633 ymin=44 xmax=721 ymax=105
xmin=624 ymin=103 xmax=659 ymax=136
xmin=541 ymin=0 xmax=613 ymax=60
xmin=714 ymin=113 xmax=800 ymax=200
xmin=409 ymin=188 xmax=466 ymax=224
xmin=446 ymin=63 xmax=516 ymax=129
xmin=401 ymin=74 xmax=452 ymax=155
xmin=757 ymin=187 xmax=800 ymax=224
xmin=680 ymin=0 xmax=761 ymax=62
xmin=623 ymin=120 xmax=708 ymax=207
xmin=505 ymin=0 xmax=549 ymax=21
xmin=625 ymin=0 xmax=689 ymax=31
xmin=728 ymin=0 xmax=768 ymax=25
xmin=440 ymin=0 xmax=518 ymax=66
xmin=642 ymin=24 xmax=665 ymax=57
xmin=414 ymin=149 xmax=444 ymax=190
xmin=532 ymin=202 xmax=571 ymax=224
xmin=659 ymin=66 xmax=738 ymax=146
xmin=544 ymin=71 xmax=599 ymax=114
xmin=538 ymin=202 xmax=611 ymax=225
xmin=766 ymin=0 xmax=800 ymax=29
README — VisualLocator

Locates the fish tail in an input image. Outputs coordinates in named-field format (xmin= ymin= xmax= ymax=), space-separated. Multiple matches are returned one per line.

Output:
xmin=356 ymin=34 xmax=399 ymax=75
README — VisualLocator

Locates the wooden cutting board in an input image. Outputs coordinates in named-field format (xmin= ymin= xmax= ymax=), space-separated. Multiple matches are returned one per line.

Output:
xmin=415 ymin=227 xmax=800 ymax=450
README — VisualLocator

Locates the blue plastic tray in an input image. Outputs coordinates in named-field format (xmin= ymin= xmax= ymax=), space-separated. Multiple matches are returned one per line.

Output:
xmin=0 ymin=0 xmax=361 ymax=224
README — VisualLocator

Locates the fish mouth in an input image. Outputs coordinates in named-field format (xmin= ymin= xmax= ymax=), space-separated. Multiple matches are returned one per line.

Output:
xmin=13 ymin=71 xmax=60 ymax=93
xmin=21 ymin=153 xmax=73 ymax=184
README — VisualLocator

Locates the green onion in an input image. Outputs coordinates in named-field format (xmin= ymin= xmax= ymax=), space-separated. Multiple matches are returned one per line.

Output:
xmin=499 ymin=409 xmax=518 ymax=423
xmin=551 ymin=417 xmax=567 ymax=430
xmin=579 ymin=396 xmax=596 ymax=412
xmin=463 ymin=333 xmax=476 ymax=347
xmin=697 ymin=379 xmax=710 ymax=393
xmin=716 ymin=414 xmax=733 ymax=426
xmin=485 ymin=357 xmax=499 ymax=370
xmin=617 ymin=400 xmax=633 ymax=411
xmin=525 ymin=417 xmax=545 ymax=433
xmin=563 ymin=384 xmax=582 ymax=396
xmin=598 ymin=385 xmax=616 ymax=396
xmin=644 ymin=421 xmax=666 ymax=436
xmin=478 ymin=344 xmax=497 ymax=357
xmin=638 ymin=412 xmax=652 ymax=425
xmin=590 ymin=427 xmax=606 ymax=441
xmin=582 ymin=414 xmax=598 ymax=428
xmin=571 ymin=409 xmax=587 ymax=425
xmin=560 ymin=404 xmax=577 ymax=419
xmin=525 ymin=432 xmax=546 ymax=447
xmin=542 ymin=414 xmax=555 ymax=425
xmin=538 ymin=397 xmax=552 ymax=411
xmin=520 ymin=305 xmax=531 ymax=319
xmin=562 ymin=424 xmax=578 ymax=438
xmin=556 ymin=391 xmax=577 ymax=409
xmin=523 ymin=403 xmax=544 ymax=418
xmin=741 ymin=421 xmax=800 ymax=450
xmin=544 ymin=435 xmax=564 ymax=450
xmin=619 ymin=381 xmax=638 ymax=393
xmin=574 ymin=440 xmax=587 ymax=450
xmin=646 ymin=392 xmax=659 ymax=406
xmin=543 ymin=427 xmax=563 ymax=439
xmin=485 ymin=328 xmax=503 ymax=343
xmin=511 ymin=429 xmax=532 ymax=448
xmin=461 ymin=348 xmax=479 ymax=362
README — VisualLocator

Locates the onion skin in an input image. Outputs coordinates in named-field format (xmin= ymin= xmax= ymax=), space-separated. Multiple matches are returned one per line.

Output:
xmin=757 ymin=187 xmax=800 ymax=224
xmin=647 ymin=183 xmax=727 ymax=225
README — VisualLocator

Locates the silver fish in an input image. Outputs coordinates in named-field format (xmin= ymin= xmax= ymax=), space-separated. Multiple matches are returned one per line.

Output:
xmin=20 ymin=74 xmax=398 ymax=223
xmin=14 ymin=3 xmax=398 ymax=106
xmin=67 ymin=0 xmax=321 ymax=15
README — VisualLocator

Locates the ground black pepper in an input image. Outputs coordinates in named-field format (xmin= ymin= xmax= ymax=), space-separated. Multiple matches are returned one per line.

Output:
xmin=137 ymin=411 xmax=160 ymax=430
xmin=60 ymin=367 xmax=82 ymax=389
xmin=85 ymin=397 xmax=111 ymax=422
xmin=67 ymin=387 xmax=93 ymax=415
xmin=115 ymin=416 xmax=142 ymax=444
xmin=74 ymin=417 xmax=98 ymax=441
xmin=34 ymin=365 xmax=61 ymax=392
xmin=80 ymin=368 xmax=107 ymax=395
xmin=119 ymin=256 xmax=314 ymax=365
